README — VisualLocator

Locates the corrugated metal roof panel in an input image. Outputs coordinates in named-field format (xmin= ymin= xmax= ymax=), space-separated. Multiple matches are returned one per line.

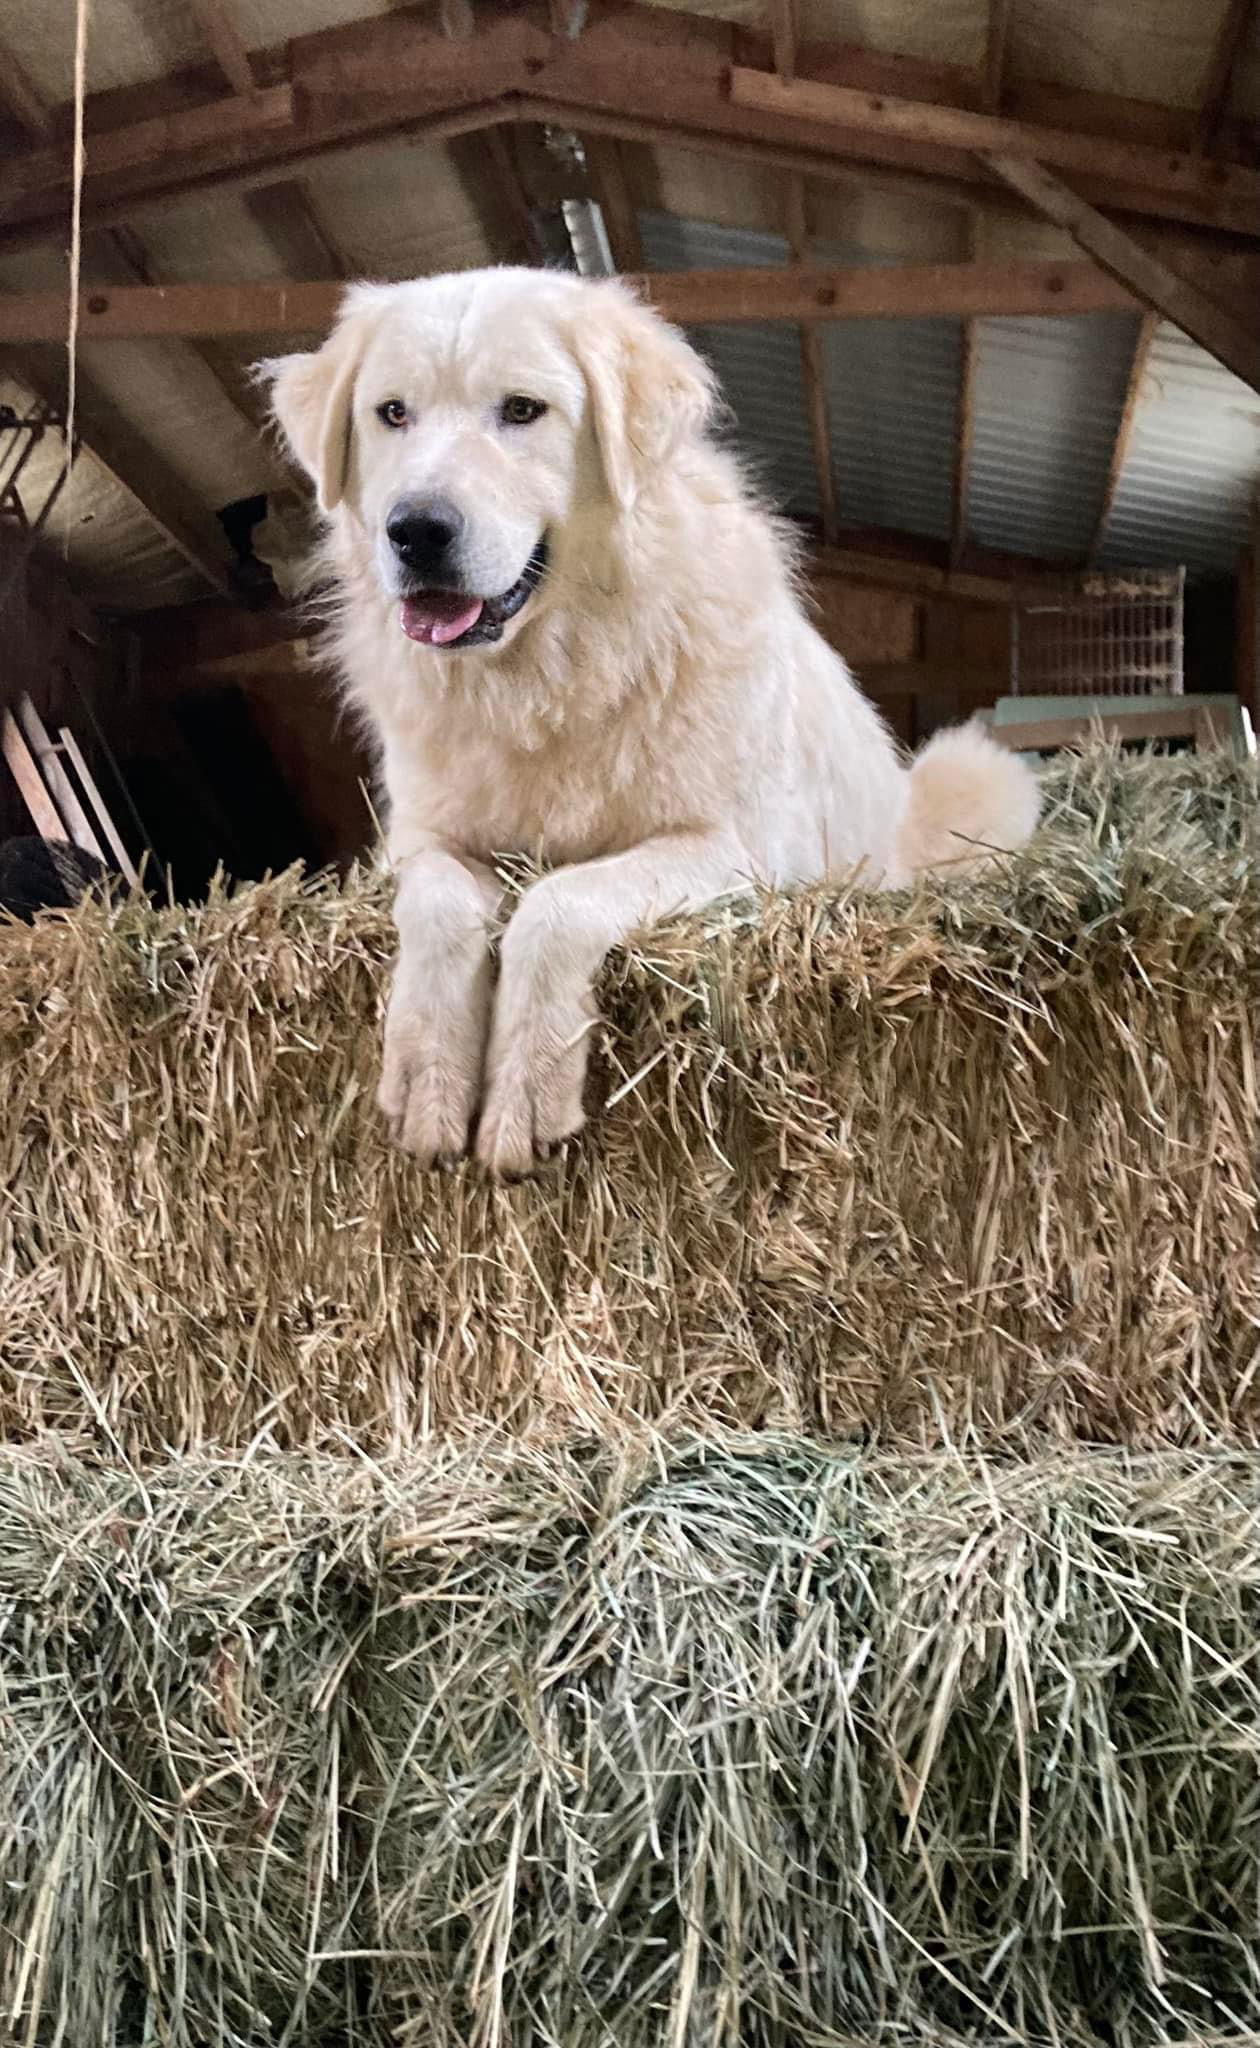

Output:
xmin=822 ymin=315 xmax=961 ymax=541
xmin=1098 ymin=325 xmax=1260 ymax=576
xmin=639 ymin=212 xmax=816 ymax=517
xmin=966 ymin=312 xmax=1141 ymax=561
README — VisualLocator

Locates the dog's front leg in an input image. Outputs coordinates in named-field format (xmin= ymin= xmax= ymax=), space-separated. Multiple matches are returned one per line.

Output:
xmin=476 ymin=831 xmax=743 ymax=1178
xmin=380 ymin=848 xmax=501 ymax=1167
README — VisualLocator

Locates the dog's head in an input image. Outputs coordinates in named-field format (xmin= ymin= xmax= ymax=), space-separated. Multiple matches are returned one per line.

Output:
xmin=262 ymin=268 xmax=716 ymax=654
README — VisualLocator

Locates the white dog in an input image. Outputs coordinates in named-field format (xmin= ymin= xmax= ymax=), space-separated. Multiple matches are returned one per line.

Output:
xmin=266 ymin=268 xmax=1038 ymax=1177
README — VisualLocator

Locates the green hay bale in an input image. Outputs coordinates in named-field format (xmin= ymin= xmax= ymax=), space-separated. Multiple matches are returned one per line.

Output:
xmin=1 ymin=744 xmax=1258 ymax=1456
xmin=0 ymin=1450 xmax=373 ymax=2047
xmin=2 ymin=1438 xmax=1259 ymax=2047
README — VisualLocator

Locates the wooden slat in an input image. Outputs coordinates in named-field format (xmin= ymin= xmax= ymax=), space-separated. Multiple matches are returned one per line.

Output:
xmin=987 ymin=153 xmax=1260 ymax=395
xmin=187 ymin=0 xmax=257 ymax=99
xmin=785 ymin=176 xmax=838 ymax=546
xmin=56 ymin=724 xmax=140 ymax=885
xmin=769 ymin=0 xmax=798 ymax=82
xmin=0 ymin=261 xmax=1138 ymax=343
xmin=1087 ymin=311 xmax=1158 ymax=563
xmin=729 ymin=63 xmax=1260 ymax=236
xmin=2 ymin=709 xmax=65 ymax=841
xmin=14 ymin=697 xmax=105 ymax=861
xmin=1196 ymin=0 xmax=1255 ymax=147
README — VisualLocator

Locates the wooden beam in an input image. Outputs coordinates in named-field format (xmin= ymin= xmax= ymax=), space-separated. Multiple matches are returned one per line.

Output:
xmin=1087 ymin=311 xmax=1158 ymax=563
xmin=729 ymin=63 xmax=1260 ymax=236
xmin=243 ymin=179 xmax=349 ymax=279
xmin=187 ymin=0 xmax=257 ymax=100
xmin=769 ymin=0 xmax=798 ymax=83
xmin=2 ymin=8 xmax=1260 ymax=255
xmin=483 ymin=127 xmax=545 ymax=261
xmin=811 ymin=539 xmax=1043 ymax=606
xmin=983 ymin=0 xmax=1012 ymax=112
xmin=0 ymin=261 xmax=1137 ymax=343
xmin=785 ymin=176 xmax=838 ymax=546
xmin=582 ymin=135 xmax=643 ymax=272
xmin=1196 ymin=0 xmax=1255 ymax=148
xmin=987 ymin=154 xmax=1260 ymax=394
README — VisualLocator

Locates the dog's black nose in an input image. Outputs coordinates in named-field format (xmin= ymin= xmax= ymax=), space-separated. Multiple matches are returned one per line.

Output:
xmin=386 ymin=498 xmax=466 ymax=577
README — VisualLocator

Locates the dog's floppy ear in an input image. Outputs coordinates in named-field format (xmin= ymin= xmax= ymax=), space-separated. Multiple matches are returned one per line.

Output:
xmin=261 ymin=293 xmax=380 ymax=514
xmin=573 ymin=282 xmax=717 ymax=510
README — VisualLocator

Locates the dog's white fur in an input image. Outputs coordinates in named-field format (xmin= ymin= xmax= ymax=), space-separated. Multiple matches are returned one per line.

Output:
xmin=266 ymin=267 xmax=1039 ymax=1176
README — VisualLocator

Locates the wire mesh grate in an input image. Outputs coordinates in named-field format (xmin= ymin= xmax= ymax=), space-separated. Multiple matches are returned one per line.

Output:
xmin=1011 ymin=566 xmax=1185 ymax=697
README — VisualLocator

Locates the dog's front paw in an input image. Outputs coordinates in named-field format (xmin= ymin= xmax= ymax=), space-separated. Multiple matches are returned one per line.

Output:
xmin=379 ymin=998 xmax=484 ymax=1170
xmin=475 ymin=1013 xmax=590 ymax=1179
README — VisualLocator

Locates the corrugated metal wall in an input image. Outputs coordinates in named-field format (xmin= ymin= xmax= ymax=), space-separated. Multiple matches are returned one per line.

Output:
xmin=1098 ymin=325 xmax=1260 ymax=574
xmin=965 ymin=312 xmax=1141 ymax=560
xmin=639 ymin=213 xmax=817 ymax=516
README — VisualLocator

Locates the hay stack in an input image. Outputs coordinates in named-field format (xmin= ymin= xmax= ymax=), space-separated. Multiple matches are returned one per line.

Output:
xmin=2 ymin=1436 xmax=1259 ymax=2047
xmin=1 ymin=745 xmax=1257 ymax=1456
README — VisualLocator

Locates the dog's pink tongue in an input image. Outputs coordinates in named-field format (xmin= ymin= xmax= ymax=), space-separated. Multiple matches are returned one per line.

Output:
xmin=400 ymin=592 xmax=484 ymax=646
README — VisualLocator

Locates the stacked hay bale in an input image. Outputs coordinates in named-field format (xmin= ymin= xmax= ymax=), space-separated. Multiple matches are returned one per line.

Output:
xmin=1 ymin=746 xmax=1258 ymax=2045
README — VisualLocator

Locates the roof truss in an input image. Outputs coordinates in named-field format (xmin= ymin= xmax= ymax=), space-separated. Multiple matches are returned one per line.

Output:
xmin=3 ymin=4 xmax=1260 ymax=255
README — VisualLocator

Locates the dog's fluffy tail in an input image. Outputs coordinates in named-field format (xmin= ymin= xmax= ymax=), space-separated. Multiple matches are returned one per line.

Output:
xmin=897 ymin=721 xmax=1041 ymax=878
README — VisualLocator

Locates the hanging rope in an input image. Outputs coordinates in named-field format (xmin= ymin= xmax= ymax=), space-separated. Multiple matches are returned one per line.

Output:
xmin=66 ymin=0 xmax=91 ymax=469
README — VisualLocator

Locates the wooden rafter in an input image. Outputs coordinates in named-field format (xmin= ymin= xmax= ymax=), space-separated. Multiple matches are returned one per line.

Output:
xmin=784 ymin=175 xmax=838 ymax=546
xmin=769 ymin=0 xmax=798 ymax=82
xmin=187 ymin=0 xmax=257 ymax=99
xmin=582 ymin=135 xmax=643 ymax=272
xmin=987 ymin=153 xmax=1260 ymax=393
xmin=729 ymin=60 xmax=1260 ymax=234
xmin=3 ymin=8 xmax=1260 ymax=253
xmin=482 ymin=127 xmax=546 ymax=260
xmin=0 ymin=262 xmax=1139 ymax=344
xmin=983 ymin=0 xmax=1013 ymax=111
xmin=244 ymin=179 xmax=349 ymax=280
xmin=1086 ymin=310 xmax=1158 ymax=563
xmin=1195 ymin=0 xmax=1255 ymax=148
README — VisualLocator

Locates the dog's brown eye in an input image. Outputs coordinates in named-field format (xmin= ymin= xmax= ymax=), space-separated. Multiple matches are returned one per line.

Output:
xmin=499 ymin=394 xmax=547 ymax=427
xmin=376 ymin=399 xmax=409 ymax=429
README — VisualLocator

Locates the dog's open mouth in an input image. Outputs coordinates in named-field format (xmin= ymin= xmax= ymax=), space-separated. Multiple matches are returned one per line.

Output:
xmin=399 ymin=538 xmax=549 ymax=649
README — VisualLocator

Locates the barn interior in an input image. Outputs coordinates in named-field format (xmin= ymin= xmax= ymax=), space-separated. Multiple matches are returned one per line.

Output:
xmin=2 ymin=0 xmax=1259 ymax=898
